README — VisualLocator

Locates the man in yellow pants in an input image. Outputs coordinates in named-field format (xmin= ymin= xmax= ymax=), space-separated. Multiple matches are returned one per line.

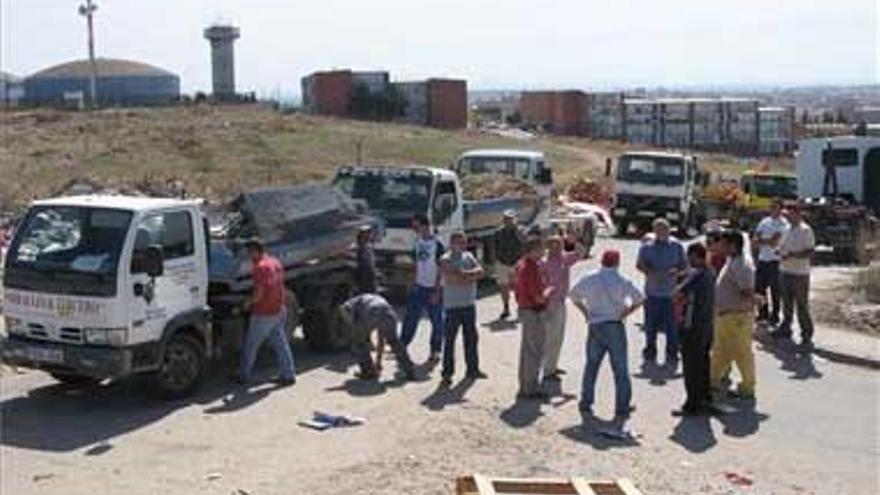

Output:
xmin=711 ymin=230 xmax=757 ymax=400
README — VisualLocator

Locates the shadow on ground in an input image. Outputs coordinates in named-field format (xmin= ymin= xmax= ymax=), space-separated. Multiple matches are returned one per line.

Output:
xmin=0 ymin=339 xmax=335 ymax=453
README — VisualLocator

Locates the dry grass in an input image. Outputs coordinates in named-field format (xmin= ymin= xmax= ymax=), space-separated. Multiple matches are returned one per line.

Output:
xmin=0 ymin=104 xmax=792 ymax=210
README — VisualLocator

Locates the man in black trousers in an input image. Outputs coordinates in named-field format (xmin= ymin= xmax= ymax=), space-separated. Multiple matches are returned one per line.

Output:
xmin=673 ymin=242 xmax=716 ymax=416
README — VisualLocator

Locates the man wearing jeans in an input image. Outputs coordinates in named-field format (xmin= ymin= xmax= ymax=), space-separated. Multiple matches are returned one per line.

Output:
xmin=400 ymin=214 xmax=445 ymax=362
xmin=753 ymin=200 xmax=789 ymax=325
xmin=439 ymin=232 xmax=486 ymax=386
xmin=238 ymin=238 xmax=296 ymax=386
xmin=636 ymin=218 xmax=687 ymax=364
xmin=776 ymin=205 xmax=816 ymax=348
xmin=570 ymin=250 xmax=644 ymax=418
xmin=341 ymin=293 xmax=415 ymax=381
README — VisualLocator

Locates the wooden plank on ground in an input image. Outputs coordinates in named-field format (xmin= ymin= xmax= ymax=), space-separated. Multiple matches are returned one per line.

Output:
xmin=473 ymin=474 xmax=497 ymax=495
xmin=616 ymin=478 xmax=645 ymax=495
xmin=570 ymin=477 xmax=598 ymax=495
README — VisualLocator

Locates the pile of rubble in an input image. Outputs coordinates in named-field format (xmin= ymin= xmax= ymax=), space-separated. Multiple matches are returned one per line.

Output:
xmin=460 ymin=174 xmax=538 ymax=201
xmin=565 ymin=176 xmax=612 ymax=207
xmin=52 ymin=175 xmax=190 ymax=200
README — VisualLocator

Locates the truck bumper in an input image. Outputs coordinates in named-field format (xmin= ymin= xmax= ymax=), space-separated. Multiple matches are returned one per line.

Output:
xmin=612 ymin=208 xmax=683 ymax=226
xmin=1 ymin=336 xmax=135 ymax=378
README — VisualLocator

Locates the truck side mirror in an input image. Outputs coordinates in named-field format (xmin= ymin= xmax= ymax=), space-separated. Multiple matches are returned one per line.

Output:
xmin=605 ymin=158 xmax=612 ymax=177
xmin=133 ymin=245 xmax=165 ymax=277
xmin=537 ymin=168 xmax=553 ymax=185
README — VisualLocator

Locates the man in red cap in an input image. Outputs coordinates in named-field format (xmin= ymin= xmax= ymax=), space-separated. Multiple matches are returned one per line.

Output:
xmin=569 ymin=249 xmax=644 ymax=420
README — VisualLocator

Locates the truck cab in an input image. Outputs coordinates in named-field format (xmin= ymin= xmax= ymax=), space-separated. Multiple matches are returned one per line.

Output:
xmin=332 ymin=166 xmax=464 ymax=287
xmin=609 ymin=151 xmax=702 ymax=235
xmin=2 ymin=195 xmax=212 ymax=398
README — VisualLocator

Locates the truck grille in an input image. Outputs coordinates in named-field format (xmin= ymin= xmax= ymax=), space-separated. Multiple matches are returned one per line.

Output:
xmin=26 ymin=323 xmax=84 ymax=344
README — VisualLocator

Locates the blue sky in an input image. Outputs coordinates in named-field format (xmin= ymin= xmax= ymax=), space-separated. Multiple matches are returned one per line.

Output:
xmin=2 ymin=0 xmax=877 ymax=96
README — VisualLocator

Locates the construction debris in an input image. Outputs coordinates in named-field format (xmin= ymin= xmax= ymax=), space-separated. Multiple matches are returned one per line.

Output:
xmin=566 ymin=176 xmax=612 ymax=207
xmin=460 ymin=174 xmax=538 ymax=201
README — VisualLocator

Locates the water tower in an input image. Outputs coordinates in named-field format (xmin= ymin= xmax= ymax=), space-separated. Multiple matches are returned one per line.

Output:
xmin=203 ymin=24 xmax=240 ymax=99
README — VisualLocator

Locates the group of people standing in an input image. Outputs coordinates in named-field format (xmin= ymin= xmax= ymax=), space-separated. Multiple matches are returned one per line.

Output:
xmin=234 ymin=200 xmax=817 ymax=426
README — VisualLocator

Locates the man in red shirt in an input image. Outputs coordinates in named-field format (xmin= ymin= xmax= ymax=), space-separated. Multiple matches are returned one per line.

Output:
xmin=238 ymin=238 xmax=296 ymax=386
xmin=514 ymin=237 xmax=555 ymax=400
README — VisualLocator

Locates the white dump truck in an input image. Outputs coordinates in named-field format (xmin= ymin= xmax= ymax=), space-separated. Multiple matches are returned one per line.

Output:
xmin=1 ymin=184 xmax=376 ymax=398
xmin=608 ymin=151 xmax=704 ymax=236
xmin=333 ymin=153 xmax=553 ymax=288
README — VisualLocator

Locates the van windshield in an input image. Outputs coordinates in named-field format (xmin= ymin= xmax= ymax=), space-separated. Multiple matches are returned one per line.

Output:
xmin=8 ymin=206 xmax=132 ymax=276
xmin=617 ymin=156 xmax=685 ymax=186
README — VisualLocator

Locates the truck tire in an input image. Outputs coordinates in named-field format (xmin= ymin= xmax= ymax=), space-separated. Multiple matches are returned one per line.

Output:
xmin=616 ymin=219 xmax=630 ymax=238
xmin=301 ymin=306 xmax=351 ymax=352
xmin=853 ymin=225 xmax=871 ymax=266
xmin=49 ymin=372 xmax=101 ymax=386
xmin=148 ymin=332 xmax=205 ymax=400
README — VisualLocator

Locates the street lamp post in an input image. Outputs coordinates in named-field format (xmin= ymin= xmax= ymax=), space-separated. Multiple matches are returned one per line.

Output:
xmin=78 ymin=0 xmax=98 ymax=108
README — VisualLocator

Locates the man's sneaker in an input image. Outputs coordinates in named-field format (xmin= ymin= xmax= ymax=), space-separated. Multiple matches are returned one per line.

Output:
xmin=275 ymin=377 xmax=296 ymax=387
xmin=466 ymin=370 xmax=489 ymax=380
xmin=499 ymin=310 xmax=510 ymax=320
xmin=355 ymin=369 xmax=379 ymax=380
xmin=799 ymin=338 xmax=814 ymax=352
xmin=439 ymin=376 xmax=453 ymax=387
xmin=426 ymin=353 xmax=441 ymax=365
xmin=544 ymin=372 xmax=562 ymax=382
xmin=642 ymin=346 xmax=657 ymax=361
xmin=727 ymin=389 xmax=755 ymax=401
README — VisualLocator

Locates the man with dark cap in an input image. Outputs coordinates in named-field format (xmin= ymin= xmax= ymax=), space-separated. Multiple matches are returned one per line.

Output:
xmin=341 ymin=293 xmax=415 ymax=380
xmin=354 ymin=225 xmax=379 ymax=295
xmin=569 ymin=249 xmax=644 ymax=419
xmin=494 ymin=210 xmax=525 ymax=320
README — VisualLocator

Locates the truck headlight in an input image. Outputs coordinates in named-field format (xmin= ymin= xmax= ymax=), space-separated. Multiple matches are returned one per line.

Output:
xmin=84 ymin=327 xmax=128 ymax=346
xmin=4 ymin=317 xmax=25 ymax=335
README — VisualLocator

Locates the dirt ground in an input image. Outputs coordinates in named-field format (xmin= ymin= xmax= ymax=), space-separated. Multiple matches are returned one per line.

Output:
xmin=810 ymin=263 xmax=880 ymax=336
xmin=1 ymin=238 xmax=878 ymax=495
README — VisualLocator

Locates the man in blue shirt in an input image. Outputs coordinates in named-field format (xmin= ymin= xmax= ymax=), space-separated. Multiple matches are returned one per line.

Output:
xmin=570 ymin=250 xmax=645 ymax=419
xmin=636 ymin=218 xmax=687 ymax=364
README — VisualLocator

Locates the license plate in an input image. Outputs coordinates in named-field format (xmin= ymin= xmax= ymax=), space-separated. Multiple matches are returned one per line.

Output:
xmin=637 ymin=211 xmax=656 ymax=218
xmin=24 ymin=347 xmax=64 ymax=364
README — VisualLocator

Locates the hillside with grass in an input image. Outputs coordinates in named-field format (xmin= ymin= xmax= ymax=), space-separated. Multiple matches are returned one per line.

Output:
xmin=0 ymin=104 xmax=791 ymax=210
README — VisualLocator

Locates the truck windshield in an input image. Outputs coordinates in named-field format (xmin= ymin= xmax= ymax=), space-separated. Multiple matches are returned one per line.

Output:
xmin=459 ymin=156 xmax=532 ymax=180
xmin=334 ymin=171 xmax=433 ymax=227
xmin=750 ymin=176 xmax=798 ymax=199
xmin=7 ymin=206 xmax=132 ymax=276
xmin=617 ymin=156 xmax=685 ymax=186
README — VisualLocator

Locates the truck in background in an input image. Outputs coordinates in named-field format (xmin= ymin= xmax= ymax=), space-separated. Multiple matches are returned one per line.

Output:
xmin=796 ymin=136 xmax=880 ymax=264
xmin=1 ymin=184 xmax=375 ymax=398
xmin=608 ymin=151 xmax=704 ymax=236
xmin=333 ymin=150 xmax=553 ymax=288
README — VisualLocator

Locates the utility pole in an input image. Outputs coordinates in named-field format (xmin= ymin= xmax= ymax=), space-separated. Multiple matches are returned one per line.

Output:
xmin=78 ymin=0 xmax=98 ymax=108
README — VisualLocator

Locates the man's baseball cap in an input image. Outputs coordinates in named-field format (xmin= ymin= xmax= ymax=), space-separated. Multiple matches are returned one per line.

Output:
xmin=601 ymin=249 xmax=621 ymax=267
xmin=503 ymin=209 xmax=517 ymax=218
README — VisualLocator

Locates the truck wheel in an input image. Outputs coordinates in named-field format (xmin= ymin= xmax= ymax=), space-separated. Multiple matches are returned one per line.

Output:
xmin=301 ymin=306 xmax=352 ymax=352
xmin=854 ymin=226 xmax=870 ymax=266
xmin=149 ymin=333 xmax=205 ymax=399
xmin=616 ymin=220 xmax=630 ymax=238
xmin=49 ymin=372 xmax=101 ymax=386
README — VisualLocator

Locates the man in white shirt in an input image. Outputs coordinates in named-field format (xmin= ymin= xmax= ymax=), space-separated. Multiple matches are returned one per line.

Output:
xmin=400 ymin=214 xmax=445 ymax=362
xmin=570 ymin=250 xmax=645 ymax=419
xmin=776 ymin=205 xmax=816 ymax=348
xmin=752 ymin=200 xmax=789 ymax=325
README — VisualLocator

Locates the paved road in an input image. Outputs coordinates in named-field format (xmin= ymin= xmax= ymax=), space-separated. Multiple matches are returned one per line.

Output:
xmin=1 ymin=238 xmax=877 ymax=495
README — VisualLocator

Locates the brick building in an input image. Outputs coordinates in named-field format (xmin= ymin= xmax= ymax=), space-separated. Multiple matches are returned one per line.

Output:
xmin=302 ymin=69 xmax=467 ymax=129
xmin=519 ymin=90 xmax=590 ymax=135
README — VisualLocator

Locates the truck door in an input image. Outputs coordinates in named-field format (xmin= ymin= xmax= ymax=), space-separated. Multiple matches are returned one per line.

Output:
xmin=129 ymin=210 xmax=203 ymax=346
xmin=865 ymin=148 xmax=880 ymax=215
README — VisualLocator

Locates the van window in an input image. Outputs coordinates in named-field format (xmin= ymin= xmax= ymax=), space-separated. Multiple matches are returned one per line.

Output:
xmin=132 ymin=211 xmax=194 ymax=268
